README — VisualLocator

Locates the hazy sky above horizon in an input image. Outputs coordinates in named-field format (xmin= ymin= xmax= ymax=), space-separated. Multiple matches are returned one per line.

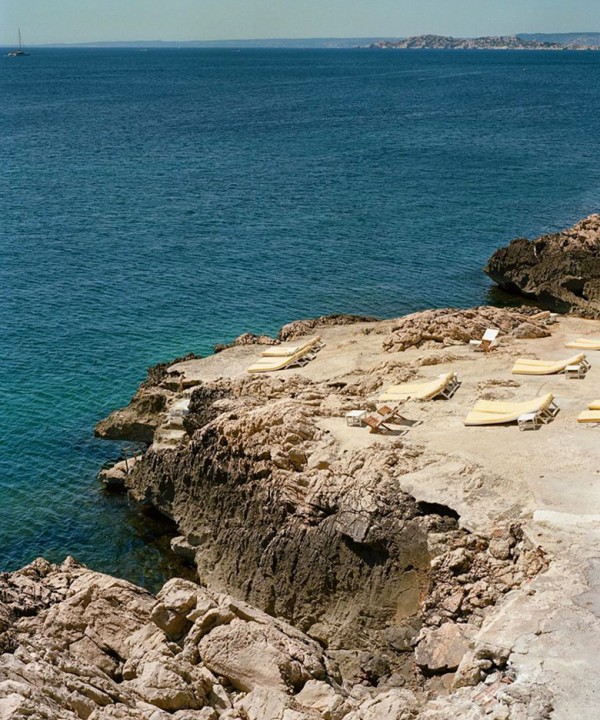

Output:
xmin=1 ymin=0 xmax=599 ymax=45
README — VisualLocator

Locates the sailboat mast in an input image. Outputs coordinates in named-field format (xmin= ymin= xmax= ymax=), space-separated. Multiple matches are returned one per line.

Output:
xmin=18 ymin=28 xmax=22 ymax=50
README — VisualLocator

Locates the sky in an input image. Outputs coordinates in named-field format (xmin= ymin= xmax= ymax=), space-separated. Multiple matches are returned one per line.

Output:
xmin=1 ymin=0 xmax=600 ymax=45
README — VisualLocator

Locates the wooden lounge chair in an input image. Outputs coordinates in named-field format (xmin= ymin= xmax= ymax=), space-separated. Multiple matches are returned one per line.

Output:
xmin=379 ymin=372 xmax=460 ymax=402
xmin=247 ymin=347 xmax=315 ymax=373
xmin=260 ymin=335 xmax=323 ymax=357
xmin=377 ymin=404 xmax=408 ymax=423
xmin=511 ymin=353 xmax=589 ymax=376
xmin=364 ymin=415 xmax=393 ymax=434
xmin=464 ymin=392 xmax=558 ymax=427
xmin=469 ymin=328 xmax=499 ymax=353
xmin=565 ymin=338 xmax=600 ymax=350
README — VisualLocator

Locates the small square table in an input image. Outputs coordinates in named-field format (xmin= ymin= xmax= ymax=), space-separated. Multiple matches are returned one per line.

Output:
xmin=346 ymin=410 xmax=367 ymax=427
xmin=518 ymin=412 xmax=538 ymax=431
xmin=565 ymin=364 xmax=585 ymax=379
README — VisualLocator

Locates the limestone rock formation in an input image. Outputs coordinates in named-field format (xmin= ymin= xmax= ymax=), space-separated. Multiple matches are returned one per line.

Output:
xmin=214 ymin=332 xmax=278 ymax=354
xmin=382 ymin=307 xmax=550 ymax=353
xmin=0 ymin=559 xmax=550 ymax=720
xmin=485 ymin=214 xmax=600 ymax=317
xmin=103 ymin=370 xmax=546 ymax=690
xmin=278 ymin=314 xmax=378 ymax=341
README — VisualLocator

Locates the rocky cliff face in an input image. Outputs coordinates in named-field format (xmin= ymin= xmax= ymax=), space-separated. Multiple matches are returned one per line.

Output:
xmin=4 ymin=307 xmax=568 ymax=718
xmin=93 ymin=340 xmax=548 ymax=696
xmin=0 ymin=558 xmax=552 ymax=719
xmin=485 ymin=214 xmax=600 ymax=317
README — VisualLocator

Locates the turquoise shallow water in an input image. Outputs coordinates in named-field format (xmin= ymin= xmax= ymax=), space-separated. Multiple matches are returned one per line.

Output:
xmin=1 ymin=48 xmax=600 ymax=587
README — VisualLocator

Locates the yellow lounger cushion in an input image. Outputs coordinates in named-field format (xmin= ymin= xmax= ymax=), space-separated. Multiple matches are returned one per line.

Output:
xmin=260 ymin=335 xmax=321 ymax=357
xmin=588 ymin=400 xmax=600 ymax=410
xmin=565 ymin=338 xmax=600 ymax=350
xmin=465 ymin=393 xmax=556 ymax=426
xmin=464 ymin=410 xmax=527 ymax=426
xmin=379 ymin=372 xmax=457 ymax=401
xmin=247 ymin=347 xmax=312 ymax=373
xmin=472 ymin=393 xmax=555 ymax=416
xmin=577 ymin=411 xmax=600 ymax=423
xmin=511 ymin=353 xmax=586 ymax=375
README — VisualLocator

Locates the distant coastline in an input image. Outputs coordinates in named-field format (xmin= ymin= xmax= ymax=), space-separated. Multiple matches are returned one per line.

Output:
xmin=368 ymin=33 xmax=600 ymax=51
xmin=7 ymin=31 xmax=600 ymax=50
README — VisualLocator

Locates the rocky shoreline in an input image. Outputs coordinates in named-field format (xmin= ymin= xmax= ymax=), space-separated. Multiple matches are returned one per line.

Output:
xmin=4 ymin=217 xmax=600 ymax=718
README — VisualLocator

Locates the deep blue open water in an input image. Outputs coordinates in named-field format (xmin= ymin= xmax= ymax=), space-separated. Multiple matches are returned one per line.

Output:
xmin=1 ymin=48 xmax=599 ymax=587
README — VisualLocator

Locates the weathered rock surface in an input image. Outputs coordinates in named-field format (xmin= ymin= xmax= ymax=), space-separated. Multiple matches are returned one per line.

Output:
xmin=99 ymin=373 xmax=546 ymax=693
xmin=485 ymin=214 xmax=600 ymax=317
xmin=214 ymin=332 xmax=278 ymax=354
xmin=278 ymin=314 xmax=379 ymax=341
xmin=382 ymin=307 xmax=550 ymax=353
xmin=0 ymin=559 xmax=548 ymax=720
xmin=8 ymin=305 xmax=579 ymax=719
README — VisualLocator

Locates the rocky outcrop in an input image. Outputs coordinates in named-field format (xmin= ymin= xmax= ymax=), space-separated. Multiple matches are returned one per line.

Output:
xmin=0 ymin=559 xmax=331 ymax=719
xmin=214 ymin=333 xmax=278 ymax=354
xmin=278 ymin=314 xmax=378 ymax=341
xmin=382 ymin=306 xmax=550 ymax=353
xmin=0 ymin=557 xmax=551 ymax=720
xmin=100 ymin=369 xmax=546 ymax=690
xmin=95 ymin=387 xmax=170 ymax=444
xmin=485 ymin=214 xmax=600 ymax=317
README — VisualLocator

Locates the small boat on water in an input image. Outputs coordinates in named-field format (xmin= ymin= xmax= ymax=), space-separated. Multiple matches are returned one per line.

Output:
xmin=8 ymin=29 xmax=29 ymax=57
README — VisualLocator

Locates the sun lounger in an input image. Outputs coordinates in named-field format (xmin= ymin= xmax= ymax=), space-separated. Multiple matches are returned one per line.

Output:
xmin=376 ymin=404 xmax=408 ymax=422
xmin=588 ymin=400 xmax=600 ymax=410
xmin=379 ymin=372 xmax=460 ymax=402
xmin=464 ymin=392 xmax=558 ymax=427
xmin=565 ymin=338 xmax=600 ymax=350
xmin=364 ymin=415 xmax=393 ymax=434
xmin=247 ymin=347 xmax=315 ymax=373
xmin=469 ymin=328 xmax=499 ymax=352
xmin=511 ymin=353 xmax=589 ymax=375
xmin=260 ymin=335 xmax=323 ymax=357
xmin=577 ymin=411 xmax=600 ymax=424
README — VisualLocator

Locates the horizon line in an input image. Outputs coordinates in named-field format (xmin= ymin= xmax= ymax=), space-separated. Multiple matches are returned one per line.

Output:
xmin=4 ymin=31 xmax=600 ymax=48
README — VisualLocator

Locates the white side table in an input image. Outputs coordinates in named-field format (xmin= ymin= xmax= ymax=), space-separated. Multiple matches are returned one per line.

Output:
xmin=518 ymin=412 xmax=538 ymax=431
xmin=346 ymin=410 xmax=367 ymax=427
xmin=565 ymin=364 xmax=584 ymax=379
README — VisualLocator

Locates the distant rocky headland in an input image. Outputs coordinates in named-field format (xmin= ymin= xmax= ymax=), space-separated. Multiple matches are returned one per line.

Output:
xmin=368 ymin=34 xmax=598 ymax=50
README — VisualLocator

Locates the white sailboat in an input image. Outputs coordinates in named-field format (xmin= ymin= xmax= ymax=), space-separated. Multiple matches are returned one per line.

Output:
xmin=8 ymin=29 xmax=29 ymax=57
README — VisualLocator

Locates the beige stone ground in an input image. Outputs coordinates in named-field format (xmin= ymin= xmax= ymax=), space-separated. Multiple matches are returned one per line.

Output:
xmin=170 ymin=316 xmax=600 ymax=718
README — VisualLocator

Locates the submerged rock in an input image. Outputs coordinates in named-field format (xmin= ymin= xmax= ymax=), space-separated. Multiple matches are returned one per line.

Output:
xmin=485 ymin=214 xmax=600 ymax=317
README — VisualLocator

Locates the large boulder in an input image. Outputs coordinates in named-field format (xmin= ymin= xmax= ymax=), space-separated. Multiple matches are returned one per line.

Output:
xmin=415 ymin=623 xmax=478 ymax=674
xmin=485 ymin=214 xmax=600 ymax=317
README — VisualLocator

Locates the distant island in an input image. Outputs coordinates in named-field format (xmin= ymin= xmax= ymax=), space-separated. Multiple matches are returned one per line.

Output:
xmin=18 ymin=32 xmax=600 ymax=50
xmin=368 ymin=33 xmax=600 ymax=50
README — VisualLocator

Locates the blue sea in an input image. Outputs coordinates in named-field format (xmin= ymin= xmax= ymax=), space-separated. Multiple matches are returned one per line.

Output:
xmin=1 ymin=48 xmax=599 ymax=588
